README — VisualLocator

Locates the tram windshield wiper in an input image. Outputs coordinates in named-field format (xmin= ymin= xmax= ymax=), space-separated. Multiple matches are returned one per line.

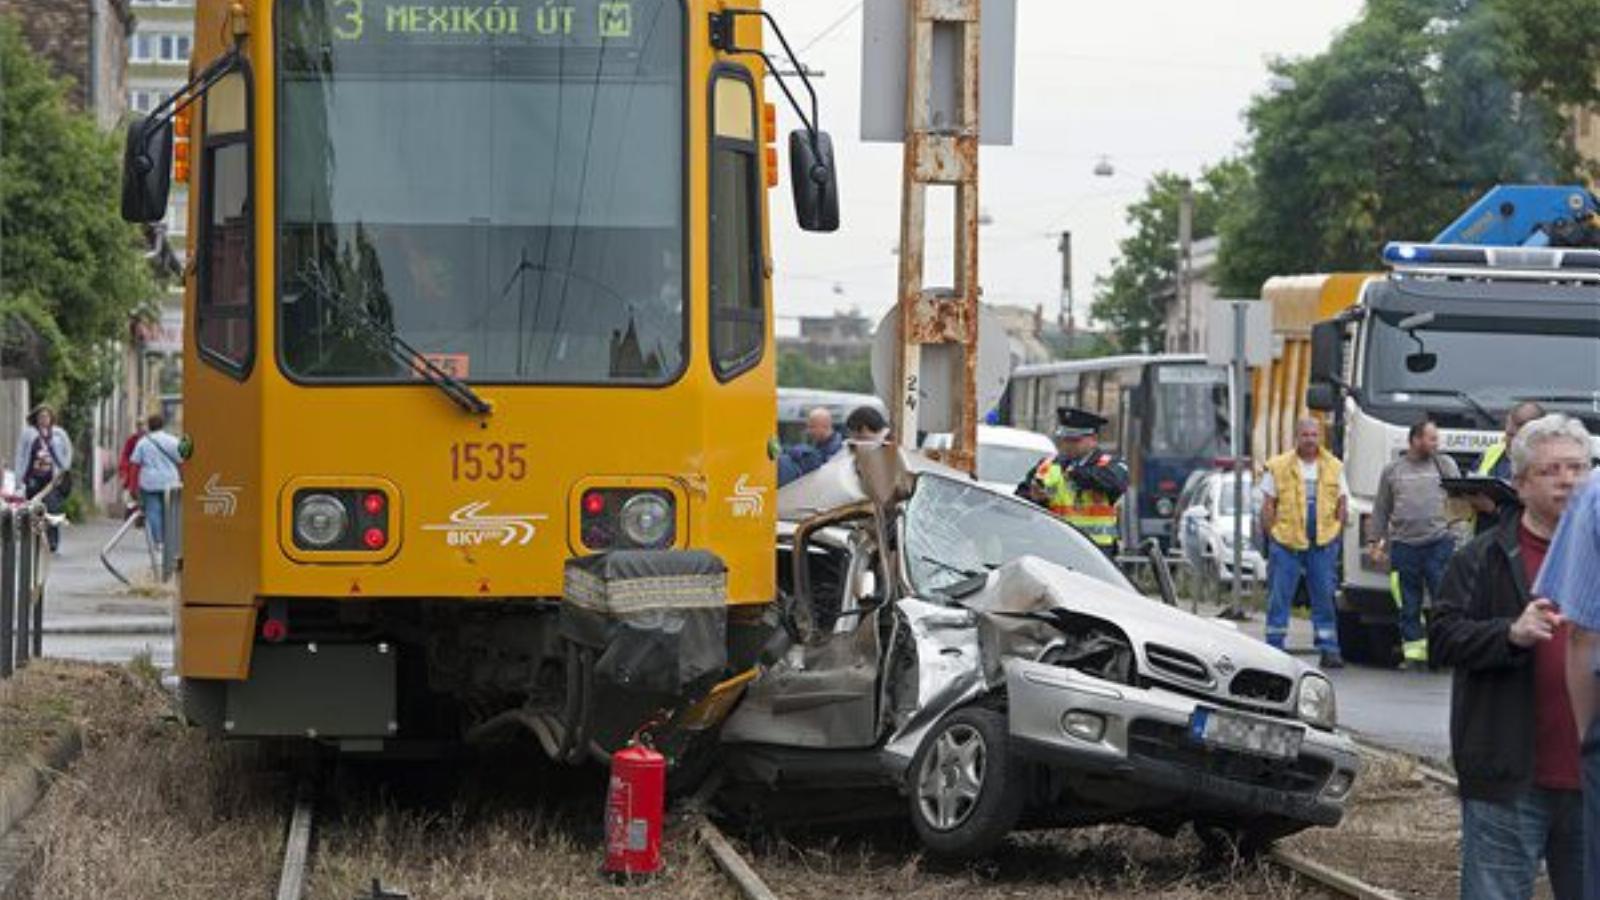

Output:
xmin=300 ymin=263 xmax=492 ymax=416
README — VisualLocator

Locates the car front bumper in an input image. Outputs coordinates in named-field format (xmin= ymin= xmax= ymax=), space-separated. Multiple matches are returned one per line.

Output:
xmin=1003 ymin=658 xmax=1359 ymax=828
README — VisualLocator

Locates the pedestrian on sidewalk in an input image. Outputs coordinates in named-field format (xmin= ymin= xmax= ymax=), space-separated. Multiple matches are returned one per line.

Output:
xmin=1259 ymin=417 xmax=1348 ymax=668
xmin=129 ymin=414 xmax=183 ymax=557
xmin=1430 ymin=414 xmax=1592 ymax=900
xmin=14 ymin=404 xmax=72 ymax=553
xmin=1368 ymin=419 xmax=1461 ymax=669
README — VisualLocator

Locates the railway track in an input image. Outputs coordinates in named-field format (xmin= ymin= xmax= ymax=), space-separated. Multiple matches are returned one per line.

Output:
xmin=249 ymin=738 xmax=1441 ymax=900
xmin=274 ymin=780 xmax=317 ymax=900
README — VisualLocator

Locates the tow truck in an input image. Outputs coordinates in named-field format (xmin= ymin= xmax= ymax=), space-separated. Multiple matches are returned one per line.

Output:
xmin=1286 ymin=186 xmax=1600 ymax=664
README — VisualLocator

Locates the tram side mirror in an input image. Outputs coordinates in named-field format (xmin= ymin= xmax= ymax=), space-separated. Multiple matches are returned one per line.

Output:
xmin=121 ymin=116 xmax=173 ymax=224
xmin=790 ymin=130 xmax=840 ymax=233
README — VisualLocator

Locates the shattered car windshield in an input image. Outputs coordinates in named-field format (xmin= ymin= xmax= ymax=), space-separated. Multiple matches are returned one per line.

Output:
xmin=904 ymin=475 xmax=1133 ymax=596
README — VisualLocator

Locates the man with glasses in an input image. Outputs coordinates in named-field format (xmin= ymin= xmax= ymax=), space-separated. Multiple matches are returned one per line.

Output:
xmin=1431 ymin=414 xmax=1592 ymax=899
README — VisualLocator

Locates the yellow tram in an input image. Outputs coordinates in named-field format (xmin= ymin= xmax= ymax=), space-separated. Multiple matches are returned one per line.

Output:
xmin=120 ymin=0 xmax=838 ymax=749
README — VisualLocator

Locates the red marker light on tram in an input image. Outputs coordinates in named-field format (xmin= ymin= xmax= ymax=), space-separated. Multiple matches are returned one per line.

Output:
xmin=261 ymin=618 xmax=288 ymax=643
xmin=583 ymin=492 xmax=606 ymax=516
xmin=363 ymin=492 xmax=386 ymax=516
xmin=363 ymin=527 xmax=387 ymax=550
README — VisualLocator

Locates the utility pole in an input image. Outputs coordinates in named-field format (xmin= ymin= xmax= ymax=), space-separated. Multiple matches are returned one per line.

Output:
xmin=1177 ymin=181 xmax=1194 ymax=353
xmin=1058 ymin=230 xmax=1074 ymax=337
xmin=891 ymin=0 xmax=982 ymax=472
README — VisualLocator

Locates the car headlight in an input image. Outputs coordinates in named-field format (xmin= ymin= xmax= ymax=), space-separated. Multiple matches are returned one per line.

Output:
xmin=294 ymin=493 xmax=349 ymax=548
xmin=1298 ymin=673 xmax=1337 ymax=729
xmin=620 ymin=493 xmax=673 ymax=547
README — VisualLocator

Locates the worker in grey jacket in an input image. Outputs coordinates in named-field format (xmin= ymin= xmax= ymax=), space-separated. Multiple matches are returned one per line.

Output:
xmin=1367 ymin=419 xmax=1460 ymax=669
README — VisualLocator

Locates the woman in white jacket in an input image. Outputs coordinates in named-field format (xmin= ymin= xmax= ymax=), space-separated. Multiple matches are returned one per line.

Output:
xmin=14 ymin=404 xmax=72 ymax=551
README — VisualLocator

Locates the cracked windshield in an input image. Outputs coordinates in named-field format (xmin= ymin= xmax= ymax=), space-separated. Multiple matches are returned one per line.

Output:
xmin=277 ymin=0 xmax=683 ymax=383
xmin=905 ymin=475 xmax=1130 ymax=596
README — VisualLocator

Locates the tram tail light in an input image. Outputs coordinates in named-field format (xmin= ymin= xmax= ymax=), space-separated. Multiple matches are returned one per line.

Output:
xmin=261 ymin=617 xmax=288 ymax=643
xmin=580 ymin=489 xmax=676 ymax=551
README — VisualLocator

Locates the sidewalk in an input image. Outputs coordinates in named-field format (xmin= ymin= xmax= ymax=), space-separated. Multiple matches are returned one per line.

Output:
xmin=42 ymin=515 xmax=171 ymax=628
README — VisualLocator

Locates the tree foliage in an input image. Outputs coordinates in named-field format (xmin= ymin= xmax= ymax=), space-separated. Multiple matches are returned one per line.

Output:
xmin=777 ymin=350 xmax=874 ymax=394
xmin=0 ymin=17 xmax=155 ymax=428
xmin=1214 ymin=0 xmax=1590 ymax=297
xmin=1090 ymin=160 xmax=1247 ymax=352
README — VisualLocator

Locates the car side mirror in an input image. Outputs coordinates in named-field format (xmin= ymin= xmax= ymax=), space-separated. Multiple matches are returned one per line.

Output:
xmin=790 ymin=130 xmax=840 ymax=233
xmin=1306 ymin=381 xmax=1339 ymax=412
xmin=121 ymin=115 xmax=173 ymax=224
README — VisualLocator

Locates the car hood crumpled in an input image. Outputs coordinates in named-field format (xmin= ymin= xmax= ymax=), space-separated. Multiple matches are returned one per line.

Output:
xmin=958 ymin=555 xmax=1307 ymax=689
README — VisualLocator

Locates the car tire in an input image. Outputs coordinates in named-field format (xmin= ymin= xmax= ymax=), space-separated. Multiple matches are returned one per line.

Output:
xmin=907 ymin=706 xmax=1026 ymax=859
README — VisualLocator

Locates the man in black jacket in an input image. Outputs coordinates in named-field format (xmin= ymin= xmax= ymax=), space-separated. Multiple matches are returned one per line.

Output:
xmin=1429 ymin=414 xmax=1593 ymax=900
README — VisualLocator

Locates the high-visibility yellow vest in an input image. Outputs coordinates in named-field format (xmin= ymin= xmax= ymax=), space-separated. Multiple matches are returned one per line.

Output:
xmin=1036 ymin=458 xmax=1119 ymax=548
xmin=1265 ymin=449 xmax=1344 ymax=551
xmin=1476 ymin=441 xmax=1506 ymax=476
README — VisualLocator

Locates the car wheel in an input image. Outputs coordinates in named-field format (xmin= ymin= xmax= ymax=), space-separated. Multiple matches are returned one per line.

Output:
xmin=907 ymin=707 xmax=1026 ymax=859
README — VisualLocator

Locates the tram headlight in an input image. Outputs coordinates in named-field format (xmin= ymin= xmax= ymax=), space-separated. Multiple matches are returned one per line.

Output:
xmin=620 ymin=493 xmax=674 ymax=548
xmin=294 ymin=493 xmax=350 ymax=548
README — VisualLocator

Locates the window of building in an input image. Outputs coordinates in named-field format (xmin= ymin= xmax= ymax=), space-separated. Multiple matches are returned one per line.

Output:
xmin=709 ymin=72 xmax=764 ymax=380
xmin=197 ymin=72 xmax=253 ymax=375
xmin=134 ymin=32 xmax=191 ymax=63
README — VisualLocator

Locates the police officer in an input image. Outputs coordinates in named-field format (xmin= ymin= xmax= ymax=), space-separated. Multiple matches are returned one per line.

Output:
xmin=1017 ymin=407 xmax=1130 ymax=557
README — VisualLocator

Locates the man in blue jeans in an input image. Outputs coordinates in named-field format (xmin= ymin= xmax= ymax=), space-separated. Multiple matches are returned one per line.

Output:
xmin=1541 ymin=465 xmax=1600 ymax=900
xmin=129 ymin=414 xmax=183 ymax=558
xmin=1259 ymin=418 xmax=1348 ymax=668
xmin=1368 ymin=420 xmax=1460 ymax=669
xmin=1432 ymin=415 xmax=1591 ymax=900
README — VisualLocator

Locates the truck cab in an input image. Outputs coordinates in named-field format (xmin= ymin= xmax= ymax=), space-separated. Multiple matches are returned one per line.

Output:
xmin=1307 ymin=246 xmax=1600 ymax=664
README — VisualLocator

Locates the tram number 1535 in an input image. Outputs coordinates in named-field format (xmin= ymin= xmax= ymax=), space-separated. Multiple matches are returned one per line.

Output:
xmin=450 ymin=443 xmax=528 ymax=481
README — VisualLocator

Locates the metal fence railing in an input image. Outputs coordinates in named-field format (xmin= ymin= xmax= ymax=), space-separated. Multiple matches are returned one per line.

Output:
xmin=0 ymin=504 xmax=49 ymax=679
xmin=99 ymin=484 xmax=181 ymax=587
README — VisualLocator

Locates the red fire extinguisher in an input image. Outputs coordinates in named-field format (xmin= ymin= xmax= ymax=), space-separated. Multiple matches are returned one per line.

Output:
xmin=604 ymin=740 xmax=665 ymax=878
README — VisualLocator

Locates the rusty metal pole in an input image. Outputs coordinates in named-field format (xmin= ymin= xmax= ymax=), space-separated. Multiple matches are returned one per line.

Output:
xmin=892 ymin=0 xmax=982 ymax=473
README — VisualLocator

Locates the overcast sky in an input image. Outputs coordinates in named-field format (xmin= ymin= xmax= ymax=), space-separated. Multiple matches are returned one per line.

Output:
xmin=764 ymin=0 xmax=1366 ymax=335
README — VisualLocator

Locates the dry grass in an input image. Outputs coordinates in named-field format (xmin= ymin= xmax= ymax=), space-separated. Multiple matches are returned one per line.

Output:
xmin=0 ymin=662 xmax=1459 ymax=900
xmin=1282 ymin=749 xmax=1461 ymax=899
xmin=740 ymin=823 xmax=1330 ymax=899
xmin=311 ymin=805 xmax=736 ymax=900
xmin=0 ymin=660 xmax=120 ymax=771
xmin=9 ymin=662 xmax=284 ymax=900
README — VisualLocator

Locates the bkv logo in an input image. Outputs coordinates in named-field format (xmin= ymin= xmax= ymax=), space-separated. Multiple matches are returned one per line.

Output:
xmin=597 ymin=1 xmax=632 ymax=38
xmin=724 ymin=474 xmax=767 ymax=519
xmin=199 ymin=474 xmax=240 ymax=517
xmin=423 ymin=501 xmax=546 ymax=547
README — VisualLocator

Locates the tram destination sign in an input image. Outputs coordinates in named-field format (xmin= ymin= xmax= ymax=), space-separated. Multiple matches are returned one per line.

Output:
xmin=308 ymin=0 xmax=652 ymax=50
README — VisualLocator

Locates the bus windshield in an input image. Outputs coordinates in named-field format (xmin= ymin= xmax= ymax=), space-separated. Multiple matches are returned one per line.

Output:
xmin=1366 ymin=310 xmax=1600 ymax=408
xmin=276 ymin=0 xmax=684 ymax=384
xmin=1149 ymin=364 xmax=1229 ymax=459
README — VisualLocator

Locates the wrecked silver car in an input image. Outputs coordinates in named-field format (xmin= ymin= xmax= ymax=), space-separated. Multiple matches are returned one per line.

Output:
xmin=713 ymin=445 xmax=1360 ymax=858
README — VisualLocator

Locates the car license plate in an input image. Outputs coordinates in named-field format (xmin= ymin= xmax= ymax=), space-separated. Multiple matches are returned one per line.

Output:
xmin=1189 ymin=707 xmax=1303 ymax=760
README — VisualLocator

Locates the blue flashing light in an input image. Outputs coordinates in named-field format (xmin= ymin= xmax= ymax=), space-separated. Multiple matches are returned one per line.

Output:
xmin=1381 ymin=242 xmax=1600 ymax=271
